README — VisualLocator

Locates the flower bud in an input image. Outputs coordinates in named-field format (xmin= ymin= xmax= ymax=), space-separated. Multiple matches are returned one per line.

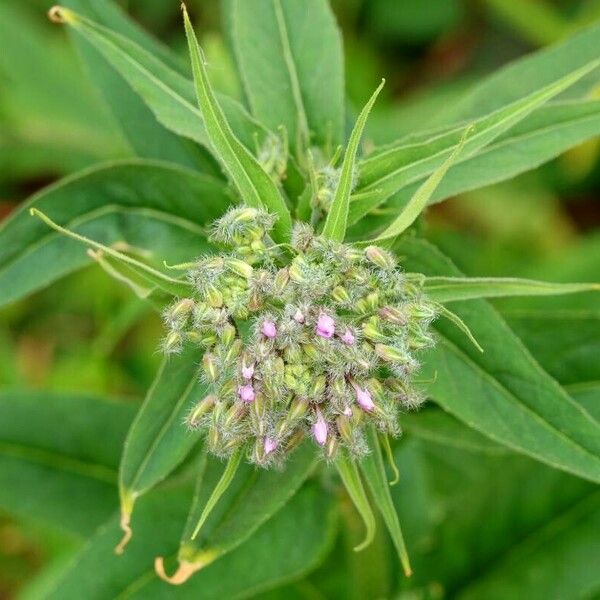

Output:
xmin=206 ymin=285 xmax=224 ymax=308
xmin=238 ymin=383 xmax=256 ymax=403
xmin=233 ymin=207 xmax=259 ymax=223
xmin=362 ymin=319 xmax=387 ymax=342
xmin=351 ymin=383 xmax=375 ymax=412
xmin=378 ymin=305 xmax=408 ymax=325
xmin=366 ymin=292 xmax=380 ymax=310
xmin=340 ymin=329 xmax=355 ymax=345
xmin=293 ymin=309 xmax=305 ymax=324
xmin=169 ymin=298 xmax=195 ymax=319
xmin=365 ymin=245 xmax=396 ymax=269
xmin=202 ymin=352 xmax=219 ymax=382
xmin=316 ymin=313 xmax=335 ymax=338
xmin=223 ymin=338 xmax=242 ymax=363
xmin=374 ymin=343 xmax=407 ymax=363
xmin=187 ymin=394 xmax=217 ymax=428
xmin=288 ymin=397 xmax=309 ymax=421
xmin=331 ymin=286 xmax=350 ymax=304
xmin=220 ymin=323 xmax=237 ymax=346
xmin=336 ymin=415 xmax=353 ymax=442
xmin=225 ymin=258 xmax=254 ymax=278
xmin=288 ymin=256 xmax=308 ymax=282
xmin=261 ymin=319 xmax=277 ymax=338
xmin=274 ymin=268 xmax=289 ymax=293
xmin=312 ymin=411 xmax=328 ymax=446
xmin=325 ymin=435 xmax=339 ymax=460
xmin=224 ymin=402 xmax=246 ymax=428
xmin=285 ymin=428 xmax=306 ymax=453
xmin=241 ymin=354 xmax=255 ymax=380
xmin=163 ymin=331 xmax=183 ymax=354
xmin=310 ymin=375 xmax=326 ymax=398
xmin=264 ymin=437 xmax=278 ymax=455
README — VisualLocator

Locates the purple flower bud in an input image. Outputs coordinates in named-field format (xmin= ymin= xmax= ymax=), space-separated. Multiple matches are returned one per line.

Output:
xmin=354 ymin=385 xmax=375 ymax=412
xmin=242 ymin=363 xmax=255 ymax=380
xmin=264 ymin=437 xmax=278 ymax=455
xmin=341 ymin=329 xmax=355 ymax=345
xmin=238 ymin=384 xmax=256 ymax=403
xmin=316 ymin=313 xmax=335 ymax=338
xmin=312 ymin=411 xmax=328 ymax=446
xmin=262 ymin=320 xmax=277 ymax=338
xmin=293 ymin=309 xmax=305 ymax=324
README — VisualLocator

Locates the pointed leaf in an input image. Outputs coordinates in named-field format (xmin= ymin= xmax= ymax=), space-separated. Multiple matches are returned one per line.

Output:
xmin=425 ymin=276 xmax=600 ymax=303
xmin=117 ymin=346 xmax=205 ymax=552
xmin=182 ymin=5 xmax=292 ymax=242
xmin=361 ymin=426 xmax=412 ymax=576
xmin=321 ymin=80 xmax=384 ymax=242
xmin=398 ymin=237 xmax=600 ymax=483
xmin=0 ymin=160 xmax=227 ymax=308
xmin=226 ymin=0 xmax=345 ymax=149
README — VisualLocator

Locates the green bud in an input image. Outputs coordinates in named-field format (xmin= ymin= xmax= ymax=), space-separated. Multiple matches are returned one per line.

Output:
xmin=310 ymin=375 xmax=326 ymax=398
xmin=220 ymin=323 xmax=237 ymax=346
xmin=163 ymin=330 xmax=182 ymax=353
xmin=224 ymin=403 xmax=246 ymax=428
xmin=224 ymin=338 xmax=242 ymax=363
xmin=187 ymin=394 xmax=217 ymax=428
xmin=374 ymin=343 xmax=407 ymax=363
xmin=233 ymin=207 xmax=259 ymax=223
xmin=366 ymin=292 xmax=380 ymax=310
xmin=225 ymin=258 xmax=254 ymax=278
xmin=202 ymin=352 xmax=219 ymax=382
xmin=285 ymin=428 xmax=306 ymax=453
xmin=378 ymin=305 xmax=408 ymax=325
xmin=206 ymin=285 xmax=224 ymax=308
xmin=199 ymin=334 xmax=218 ymax=347
xmin=365 ymin=245 xmax=396 ymax=269
xmin=170 ymin=298 xmax=195 ymax=319
xmin=325 ymin=435 xmax=339 ymax=460
xmin=331 ymin=286 xmax=350 ymax=303
xmin=336 ymin=415 xmax=353 ymax=443
xmin=409 ymin=302 xmax=437 ymax=320
xmin=302 ymin=344 xmax=319 ymax=361
xmin=362 ymin=318 xmax=387 ymax=342
xmin=288 ymin=397 xmax=309 ymax=421
xmin=289 ymin=256 xmax=307 ymax=282
xmin=274 ymin=268 xmax=289 ymax=293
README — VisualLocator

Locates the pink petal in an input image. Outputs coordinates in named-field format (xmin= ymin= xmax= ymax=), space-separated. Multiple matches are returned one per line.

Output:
xmin=238 ymin=384 xmax=256 ymax=403
xmin=261 ymin=320 xmax=277 ymax=338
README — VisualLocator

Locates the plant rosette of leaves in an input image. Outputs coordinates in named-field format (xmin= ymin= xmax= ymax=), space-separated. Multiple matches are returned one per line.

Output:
xmin=2 ymin=0 xmax=600 ymax=592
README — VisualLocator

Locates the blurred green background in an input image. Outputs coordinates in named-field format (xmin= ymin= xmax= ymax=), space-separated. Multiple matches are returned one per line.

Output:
xmin=1 ymin=0 xmax=599 ymax=598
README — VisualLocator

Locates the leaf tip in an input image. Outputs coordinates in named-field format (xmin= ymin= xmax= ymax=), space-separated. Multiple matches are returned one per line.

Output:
xmin=155 ymin=557 xmax=199 ymax=585
xmin=47 ymin=6 xmax=74 ymax=24
xmin=114 ymin=512 xmax=133 ymax=555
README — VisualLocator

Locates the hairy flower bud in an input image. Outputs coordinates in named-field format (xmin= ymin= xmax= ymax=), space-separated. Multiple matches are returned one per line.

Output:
xmin=238 ymin=383 xmax=256 ymax=403
xmin=316 ymin=313 xmax=335 ymax=338
xmin=225 ymin=258 xmax=254 ymax=278
xmin=261 ymin=320 xmax=277 ymax=338
xmin=312 ymin=411 xmax=328 ymax=446
xmin=202 ymin=352 xmax=218 ymax=382
xmin=365 ymin=245 xmax=396 ymax=269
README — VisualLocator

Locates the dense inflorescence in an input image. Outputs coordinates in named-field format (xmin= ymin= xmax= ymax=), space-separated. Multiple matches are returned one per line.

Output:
xmin=162 ymin=206 xmax=437 ymax=467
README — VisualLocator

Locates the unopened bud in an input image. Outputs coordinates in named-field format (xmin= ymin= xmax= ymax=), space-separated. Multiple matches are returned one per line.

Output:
xmin=202 ymin=353 xmax=218 ymax=382
xmin=225 ymin=258 xmax=253 ymax=278
xmin=170 ymin=298 xmax=195 ymax=319
xmin=206 ymin=285 xmax=223 ymax=308
xmin=379 ymin=306 xmax=408 ymax=325
xmin=316 ymin=313 xmax=335 ymax=338
xmin=163 ymin=331 xmax=182 ymax=353
xmin=312 ymin=411 xmax=328 ymax=446
xmin=220 ymin=323 xmax=236 ymax=346
xmin=336 ymin=415 xmax=353 ymax=442
xmin=375 ymin=343 xmax=407 ymax=363
xmin=331 ymin=286 xmax=350 ymax=304
xmin=325 ymin=435 xmax=339 ymax=460
xmin=188 ymin=394 xmax=217 ymax=428
xmin=261 ymin=320 xmax=277 ymax=338
xmin=274 ymin=268 xmax=289 ymax=293
xmin=264 ymin=437 xmax=278 ymax=455
xmin=288 ymin=397 xmax=309 ymax=421
xmin=362 ymin=319 xmax=387 ymax=342
xmin=310 ymin=375 xmax=326 ymax=398
xmin=238 ymin=383 xmax=256 ymax=403
xmin=365 ymin=245 xmax=396 ymax=269
xmin=288 ymin=256 xmax=307 ymax=282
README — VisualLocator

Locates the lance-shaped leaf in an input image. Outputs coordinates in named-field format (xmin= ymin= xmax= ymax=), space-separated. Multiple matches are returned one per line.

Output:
xmin=182 ymin=5 xmax=292 ymax=243
xmin=225 ymin=0 xmax=345 ymax=149
xmin=52 ymin=6 xmax=265 ymax=155
xmin=363 ymin=126 xmax=469 ymax=244
xmin=0 ymin=160 xmax=226 ymax=308
xmin=360 ymin=426 xmax=412 ymax=576
xmin=57 ymin=1 xmax=210 ymax=170
xmin=30 ymin=208 xmax=192 ymax=298
xmin=0 ymin=391 xmax=135 ymax=537
xmin=424 ymin=276 xmax=600 ymax=303
xmin=321 ymin=80 xmax=384 ymax=242
xmin=156 ymin=443 xmax=317 ymax=583
xmin=397 ymin=237 xmax=600 ymax=483
xmin=116 ymin=346 xmax=205 ymax=553
xmin=334 ymin=450 xmax=376 ymax=551
xmin=350 ymin=60 xmax=600 ymax=225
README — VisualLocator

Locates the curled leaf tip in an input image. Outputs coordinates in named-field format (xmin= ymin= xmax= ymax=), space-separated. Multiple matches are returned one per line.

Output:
xmin=154 ymin=557 xmax=200 ymax=585
xmin=114 ymin=513 xmax=132 ymax=555
xmin=47 ymin=6 xmax=73 ymax=24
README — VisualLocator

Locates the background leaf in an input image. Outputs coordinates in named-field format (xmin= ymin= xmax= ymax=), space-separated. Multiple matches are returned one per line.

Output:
xmin=0 ymin=160 xmax=227 ymax=308
xmin=0 ymin=391 xmax=135 ymax=537
xmin=225 ymin=0 xmax=345 ymax=149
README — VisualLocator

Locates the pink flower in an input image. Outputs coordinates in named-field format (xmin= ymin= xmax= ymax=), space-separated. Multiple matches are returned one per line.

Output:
xmin=312 ymin=411 xmax=328 ymax=446
xmin=238 ymin=384 xmax=256 ymax=403
xmin=316 ymin=313 xmax=335 ymax=338
xmin=242 ymin=363 xmax=255 ymax=380
xmin=354 ymin=385 xmax=375 ymax=412
xmin=341 ymin=329 xmax=355 ymax=345
xmin=261 ymin=320 xmax=277 ymax=338
xmin=264 ymin=437 xmax=278 ymax=455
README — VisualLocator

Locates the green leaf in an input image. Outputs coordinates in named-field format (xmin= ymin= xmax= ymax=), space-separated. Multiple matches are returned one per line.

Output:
xmin=457 ymin=491 xmax=600 ymax=600
xmin=397 ymin=237 xmax=600 ymax=483
xmin=157 ymin=443 xmax=317 ymax=583
xmin=55 ymin=6 xmax=264 ymax=156
xmin=29 ymin=208 xmax=192 ymax=298
xmin=46 ymin=482 xmax=336 ymax=599
xmin=321 ymin=80 xmax=384 ymax=242
xmin=360 ymin=426 xmax=411 ymax=576
xmin=334 ymin=450 xmax=376 ymax=551
xmin=425 ymin=276 xmax=600 ymax=303
xmin=441 ymin=21 xmax=600 ymax=122
xmin=117 ymin=346 xmax=205 ymax=553
xmin=365 ymin=126 xmax=469 ymax=243
xmin=0 ymin=391 xmax=135 ymax=536
xmin=350 ymin=60 xmax=600 ymax=227
xmin=354 ymin=100 xmax=600 ymax=234
xmin=182 ymin=5 xmax=292 ymax=243
xmin=226 ymin=0 xmax=345 ymax=149
xmin=0 ymin=160 xmax=227 ymax=308
xmin=59 ymin=0 xmax=211 ymax=170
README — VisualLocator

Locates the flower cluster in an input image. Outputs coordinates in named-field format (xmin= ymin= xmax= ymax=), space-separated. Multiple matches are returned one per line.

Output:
xmin=162 ymin=206 xmax=437 ymax=467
